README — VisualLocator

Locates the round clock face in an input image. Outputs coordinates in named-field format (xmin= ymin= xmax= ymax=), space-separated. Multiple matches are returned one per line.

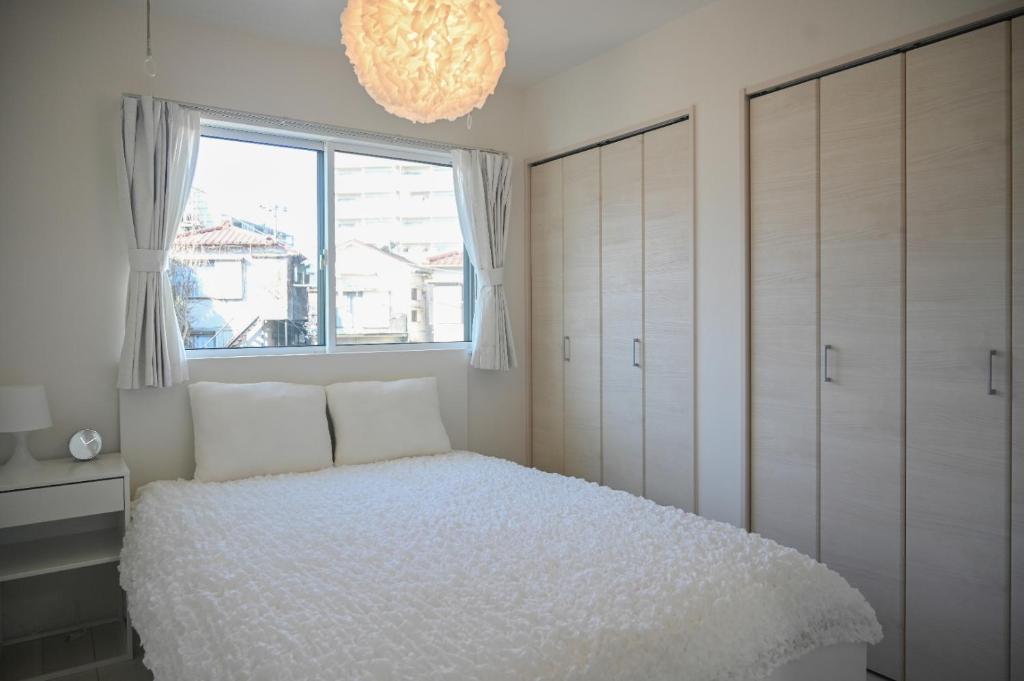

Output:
xmin=69 ymin=429 xmax=102 ymax=461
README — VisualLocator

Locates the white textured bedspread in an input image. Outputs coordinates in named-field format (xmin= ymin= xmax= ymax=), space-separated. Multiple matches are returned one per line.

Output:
xmin=121 ymin=452 xmax=880 ymax=681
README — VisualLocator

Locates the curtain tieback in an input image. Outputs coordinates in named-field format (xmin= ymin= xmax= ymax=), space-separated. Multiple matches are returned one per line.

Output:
xmin=129 ymin=248 xmax=169 ymax=273
xmin=478 ymin=266 xmax=504 ymax=287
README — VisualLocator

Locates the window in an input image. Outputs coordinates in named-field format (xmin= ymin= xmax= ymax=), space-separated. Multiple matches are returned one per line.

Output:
xmin=173 ymin=124 xmax=471 ymax=354
xmin=171 ymin=135 xmax=321 ymax=351
xmin=334 ymin=151 xmax=466 ymax=346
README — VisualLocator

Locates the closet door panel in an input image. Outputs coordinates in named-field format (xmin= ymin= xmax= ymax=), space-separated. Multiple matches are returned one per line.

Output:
xmin=1012 ymin=17 xmax=1024 ymax=681
xmin=530 ymin=161 xmax=564 ymax=474
xmin=749 ymin=81 xmax=819 ymax=559
xmin=819 ymin=55 xmax=904 ymax=681
xmin=601 ymin=136 xmax=644 ymax=496
xmin=643 ymin=120 xmax=695 ymax=510
xmin=906 ymin=24 xmax=1010 ymax=681
xmin=563 ymin=149 xmax=602 ymax=483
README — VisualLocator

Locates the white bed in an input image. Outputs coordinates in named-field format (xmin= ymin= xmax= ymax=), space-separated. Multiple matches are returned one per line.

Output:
xmin=121 ymin=452 xmax=880 ymax=680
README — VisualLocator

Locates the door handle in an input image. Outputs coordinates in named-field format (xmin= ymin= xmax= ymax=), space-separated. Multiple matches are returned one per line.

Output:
xmin=632 ymin=338 xmax=642 ymax=368
xmin=823 ymin=344 xmax=833 ymax=383
xmin=988 ymin=349 xmax=997 ymax=395
xmin=563 ymin=336 xmax=571 ymax=362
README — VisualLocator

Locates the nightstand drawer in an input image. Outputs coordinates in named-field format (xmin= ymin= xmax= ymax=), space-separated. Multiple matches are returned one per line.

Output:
xmin=0 ymin=478 xmax=124 ymax=529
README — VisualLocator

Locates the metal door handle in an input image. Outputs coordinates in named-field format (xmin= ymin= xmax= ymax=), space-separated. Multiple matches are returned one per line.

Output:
xmin=563 ymin=336 xmax=571 ymax=362
xmin=632 ymin=338 xmax=642 ymax=368
xmin=823 ymin=344 xmax=833 ymax=383
xmin=988 ymin=349 xmax=997 ymax=395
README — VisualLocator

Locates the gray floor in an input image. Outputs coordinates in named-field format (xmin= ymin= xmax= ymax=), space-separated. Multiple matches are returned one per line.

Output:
xmin=28 ymin=625 xmax=890 ymax=681
xmin=43 ymin=663 xmax=888 ymax=681
xmin=0 ymin=623 xmax=151 ymax=681
xmin=43 ymin=659 xmax=152 ymax=681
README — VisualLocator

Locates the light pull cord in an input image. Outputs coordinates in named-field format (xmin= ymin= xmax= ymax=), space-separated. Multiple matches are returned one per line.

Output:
xmin=144 ymin=0 xmax=156 ymax=78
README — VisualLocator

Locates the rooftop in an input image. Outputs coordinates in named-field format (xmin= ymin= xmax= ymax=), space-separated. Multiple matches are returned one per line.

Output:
xmin=175 ymin=221 xmax=293 ymax=252
xmin=425 ymin=250 xmax=463 ymax=268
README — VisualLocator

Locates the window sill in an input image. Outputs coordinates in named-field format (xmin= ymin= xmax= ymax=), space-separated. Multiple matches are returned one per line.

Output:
xmin=186 ymin=341 xmax=472 ymax=360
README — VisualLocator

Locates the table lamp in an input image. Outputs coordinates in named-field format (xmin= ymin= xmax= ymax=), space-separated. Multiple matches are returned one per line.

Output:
xmin=0 ymin=385 xmax=52 ymax=470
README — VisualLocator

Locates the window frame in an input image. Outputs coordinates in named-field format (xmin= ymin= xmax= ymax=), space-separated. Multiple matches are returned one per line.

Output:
xmin=184 ymin=119 xmax=473 ymax=358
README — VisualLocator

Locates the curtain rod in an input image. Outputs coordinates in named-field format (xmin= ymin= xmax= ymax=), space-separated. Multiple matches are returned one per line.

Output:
xmin=122 ymin=93 xmax=509 ymax=158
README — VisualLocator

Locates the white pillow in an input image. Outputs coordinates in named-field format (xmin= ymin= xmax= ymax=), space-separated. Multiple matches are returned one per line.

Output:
xmin=326 ymin=377 xmax=452 ymax=465
xmin=189 ymin=381 xmax=332 ymax=482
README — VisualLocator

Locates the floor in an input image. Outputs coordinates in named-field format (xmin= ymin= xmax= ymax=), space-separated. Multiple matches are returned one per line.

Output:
xmin=0 ymin=624 xmax=151 ymax=681
xmin=36 ymin=664 xmax=889 ymax=681
xmin=19 ymin=626 xmax=892 ymax=679
xmin=28 ymin=659 xmax=152 ymax=681
xmin=7 ymin=622 xmax=893 ymax=681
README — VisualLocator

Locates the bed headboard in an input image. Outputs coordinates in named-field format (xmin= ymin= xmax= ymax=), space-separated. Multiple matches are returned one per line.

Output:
xmin=119 ymin=349 xmax=469 ymax=492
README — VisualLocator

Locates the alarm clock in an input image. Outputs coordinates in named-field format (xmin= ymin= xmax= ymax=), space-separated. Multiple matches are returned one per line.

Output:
xmin=69 ymin=429 xmax=102 ymax=461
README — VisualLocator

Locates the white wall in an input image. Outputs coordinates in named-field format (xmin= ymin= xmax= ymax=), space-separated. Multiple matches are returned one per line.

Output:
xmin=0 ymin=0 xmax=529 ymax=479
xmin=2 ymin=0 xmax=1012 ymax=522
xmin=120 ymin=350 xmax=471 ymax=490
xmin=523 ymin=0 xmax=1008 ymax=526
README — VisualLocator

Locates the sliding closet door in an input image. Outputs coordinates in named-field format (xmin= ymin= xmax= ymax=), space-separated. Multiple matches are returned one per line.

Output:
xmin=530 ymin=160 xmax=564 ymax=473
xmin=601 ymin=136 xmax=644 ymax=496
xmin=643 ymin=121 xmax=695 ymax=510
xmin=749 ymin=81 xmax=819 ymax=559
xmin=819 ymin=55 xmax=904 ymax=681
xmin=562 ymin=149 xmax=602 ymax=483
xmin=906 ymin=24 xmax=1009 ymax=681
xmin=1012 ymin=17 xmax=1024 ymax=681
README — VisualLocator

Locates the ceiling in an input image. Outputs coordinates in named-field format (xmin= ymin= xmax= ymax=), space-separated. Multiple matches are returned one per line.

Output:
xmin=141 ymin=0 xmax=715 ymax=87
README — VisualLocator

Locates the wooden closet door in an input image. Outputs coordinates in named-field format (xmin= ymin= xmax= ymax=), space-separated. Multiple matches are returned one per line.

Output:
xmin=601 ymin=136 xmax=644 ymax=496
xmin=530 ymin=160 xmax=564 ymax=474
xmin=1012 ymin=17 xmax=1024 ymax=681
xmin=906 ymin=24 xmax=1010 ymax=681
xmin=749 ymin=80 xmax=819 ymax=559
xmin=643 ymin=121 xmax=695 ymax=510
xmin=563 ymin=149 xmax=602 ymax=483
xmin=819 ymin=55 xmax=904 ymax=681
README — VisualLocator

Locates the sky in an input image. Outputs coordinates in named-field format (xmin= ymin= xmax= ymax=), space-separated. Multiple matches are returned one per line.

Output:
xmin=189 ymin=137 xmax=465 ymax=264
xmin=191 ymin=136 xmax=321 ymax=260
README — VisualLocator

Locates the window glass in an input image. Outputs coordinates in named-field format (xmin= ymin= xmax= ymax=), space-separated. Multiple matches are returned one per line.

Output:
xmin=171 ymin=136 xmax=321 ymax=350
xmin=334 ymin=151 xmax=465 ymax=345
xmin=171 ymin=127 xmax=472 ymax=354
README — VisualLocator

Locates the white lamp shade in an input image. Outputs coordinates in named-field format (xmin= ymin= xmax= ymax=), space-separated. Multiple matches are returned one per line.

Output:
xmin=0 ymin=385 xmax=53 ymax=433
xmin=340 ymin=0 xmax=509 ymax=124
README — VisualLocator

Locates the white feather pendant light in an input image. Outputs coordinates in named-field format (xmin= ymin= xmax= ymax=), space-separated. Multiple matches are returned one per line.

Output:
xmin=341 ymin=0 xmax=509 ymax=124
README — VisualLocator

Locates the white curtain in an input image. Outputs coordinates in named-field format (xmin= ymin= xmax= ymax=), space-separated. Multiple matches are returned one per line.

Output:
xmin=116 ymin=96 xmax=201 ymax=389
xmin=452 ymin=149 xmax=516 ymax=371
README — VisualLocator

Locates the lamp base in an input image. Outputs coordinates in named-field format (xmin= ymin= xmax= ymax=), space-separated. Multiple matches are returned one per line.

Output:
xmin=4 ymin=431 xmax=43 ymax=472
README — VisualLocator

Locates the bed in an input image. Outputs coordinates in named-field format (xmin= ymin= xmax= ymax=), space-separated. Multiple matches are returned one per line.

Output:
xmin=120 ymin=451 xmax=880 ymax=681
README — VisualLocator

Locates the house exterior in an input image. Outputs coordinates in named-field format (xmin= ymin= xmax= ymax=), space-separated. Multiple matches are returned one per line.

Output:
xmin=335 ymin=241 xmax=465 ymax=344
xmin=170 ymin=220 xmax=314 ymax=349
xmin=331 ymin=153 xmax=467 ymax=345
xmin=333 ymin=153 xmax=463 ymax=263
xmin=423 ymin=250 xmax=466 ymax=343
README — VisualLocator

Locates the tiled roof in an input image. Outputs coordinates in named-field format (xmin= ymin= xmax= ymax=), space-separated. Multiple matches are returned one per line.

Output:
xmin=175 ymin=221 xmax=289 ymax=250
xmin=425 ymin=250 xmax=462 ymax=267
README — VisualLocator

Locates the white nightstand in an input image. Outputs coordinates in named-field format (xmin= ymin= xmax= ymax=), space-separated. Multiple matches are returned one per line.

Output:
xmin=0 ymin=453 xmax=133 ymax=680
